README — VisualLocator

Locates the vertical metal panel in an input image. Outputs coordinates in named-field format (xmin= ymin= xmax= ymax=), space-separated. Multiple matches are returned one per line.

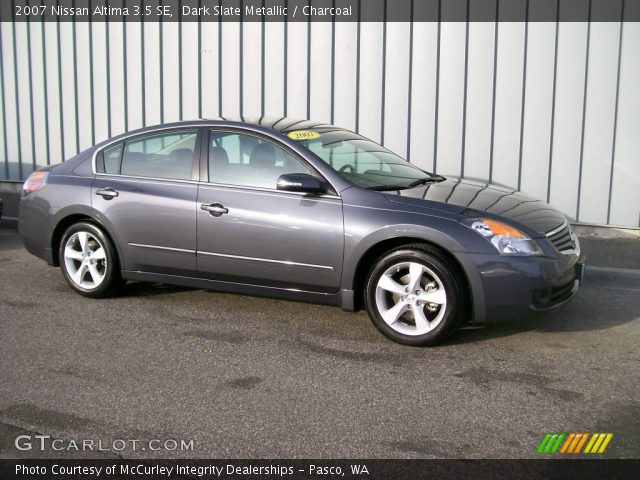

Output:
xmin=463 ymin=20 xmax=495 ymax=181
xmin=358 ymin=22 xmax=383 ymax=142
xmin=546 ymin=2 xmax=560 ymax=203
xmin=519 ymin=21 xmax=556 ymax=203
xmin=40 ymin=23 xmax=61 ymax=164
xmin=383 ymin=21 xmax=410 ymax=157
xmin=109 ymin=19 xmax=127 ymax=137
xmin=608 ymin=22 xmax=640 ymax=226
xmin=408 ymin=21 xmax=438 ymax=173
xmin=285 ymin=18 xmax=307 ymax=120
xmin=181 ymin=23 xmax=199 ymax=121
xmin=547 ymin=22 xmax=589 ymax=221
xmin=91 ymin=13 xmax=108 ymax=145
xmin=15 ymin=21 xmax=33 ymax=175
xmin=264 ymin=21 xmax=285 ymax=117
xmin=242 ymin=21 xmax=262 ymax=117
xmin=200 ymin=14 xmax=219 ymax=119
xmin=125 ymin=21 xmax=143 ymax=130
xmin=142 ymin=19 xmax=161 ymax=125
xmin=1 ymin=23 xmax=19 ymax=179
xmin=436 ymin=21 xmax=466 ymax=176
xmin=491 ymin=21 xmax=526 ymax=189
xmin=405 ymin=0 xmax=413 ymax=161
xmin=60 ymin=22 xmax=78 ymax=158
xmin=161 ymin=20 xmax=180 ymax=123
xmin=28 ymin=19 xmax=48 ymax=169
xmin=0 ymin=26 xmax=8 ymax=179
xmin=309 ymin=20 xmax=332 ymax=122
xmin=333 ymin=21 xmax=357 ymax=131
xmin=578 ymin=21 xmax=622 ymax=224
xmin=40 ymin=23 xmax=61 ymax=163
xmin=39 ymin=19 xmax=51 ymax=165
xmin=75 ymin=19 xmax=92 ymax=151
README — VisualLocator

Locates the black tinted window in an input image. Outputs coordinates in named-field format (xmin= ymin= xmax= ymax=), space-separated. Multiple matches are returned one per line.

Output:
xmin=121 ymin=131 xmax=197 ymax=180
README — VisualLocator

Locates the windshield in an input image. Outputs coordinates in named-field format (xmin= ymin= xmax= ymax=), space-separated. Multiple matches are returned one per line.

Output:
xmin=288 ymin=129 xmax=440 ymax=190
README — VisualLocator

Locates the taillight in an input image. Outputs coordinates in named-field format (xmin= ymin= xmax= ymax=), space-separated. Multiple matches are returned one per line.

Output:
xmin=23 ymin=171 xmax=49 ymax=195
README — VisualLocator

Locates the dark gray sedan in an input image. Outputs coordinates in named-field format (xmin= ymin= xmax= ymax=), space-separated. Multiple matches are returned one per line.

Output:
xmin=19 ymin=117 xmax=585 ymax=346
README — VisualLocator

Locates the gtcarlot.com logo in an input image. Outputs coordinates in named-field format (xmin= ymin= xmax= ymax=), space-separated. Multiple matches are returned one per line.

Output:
xmin=537 ymin=433 xmax=613 ymax=454
xmin=15 ymin=434 xmax=194 ymax=452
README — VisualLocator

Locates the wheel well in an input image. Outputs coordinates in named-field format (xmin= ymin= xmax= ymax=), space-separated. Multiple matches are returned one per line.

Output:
xmin=351 ymin=237 xmax=473 ymax=315
xmin=50 ymin=214 xmax=120 ymax=268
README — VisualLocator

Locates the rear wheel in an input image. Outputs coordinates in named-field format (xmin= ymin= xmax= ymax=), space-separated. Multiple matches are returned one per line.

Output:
xmin=58 ymin=222 xmax=123 ymax=298
xmin=364 ymin=245 xmax=466 ymax=346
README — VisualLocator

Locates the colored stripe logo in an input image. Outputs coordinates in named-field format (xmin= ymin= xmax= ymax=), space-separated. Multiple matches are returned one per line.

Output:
xmin=537 ymin=433 xmax=613 ymax=454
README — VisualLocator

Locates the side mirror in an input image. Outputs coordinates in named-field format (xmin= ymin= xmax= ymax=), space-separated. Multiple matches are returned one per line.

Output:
xmin=276 ymin=173 xmax=326 ymax=195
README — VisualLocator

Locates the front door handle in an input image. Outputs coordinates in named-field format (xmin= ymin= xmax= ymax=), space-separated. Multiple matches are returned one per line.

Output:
xmin=200 ymin=202 xmax=229 ymax=217
xmin=96 ymin=188 xmax=119 ymax=199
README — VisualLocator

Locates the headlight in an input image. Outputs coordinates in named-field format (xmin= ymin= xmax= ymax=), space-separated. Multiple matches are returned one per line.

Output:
xmin=462 ymin=218 xmax=543 ymax=256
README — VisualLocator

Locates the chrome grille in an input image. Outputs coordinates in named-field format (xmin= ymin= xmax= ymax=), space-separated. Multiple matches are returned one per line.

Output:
xmin=546 ymin=221 xmax=578 ymax=254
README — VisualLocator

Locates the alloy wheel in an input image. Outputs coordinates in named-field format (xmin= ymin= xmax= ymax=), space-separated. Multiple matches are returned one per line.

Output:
xmin=374 ymin=261 xmax=448 ymax=336
xmin=63 ymin=231 xmax=108 ymax=289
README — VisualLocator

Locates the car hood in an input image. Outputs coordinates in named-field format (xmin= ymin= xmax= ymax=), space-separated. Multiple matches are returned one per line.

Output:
xmin=384 ymin=177 xmax=567 ymax=236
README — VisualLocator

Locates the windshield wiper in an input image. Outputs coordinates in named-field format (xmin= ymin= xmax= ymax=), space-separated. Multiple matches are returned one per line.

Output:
xmin=407 ymin=175 xmax=445 ymax=188
xmin=366 ymin=175 xmax=446 ymax=191
xmin=367 ymin=185 xmax=408 ymax=191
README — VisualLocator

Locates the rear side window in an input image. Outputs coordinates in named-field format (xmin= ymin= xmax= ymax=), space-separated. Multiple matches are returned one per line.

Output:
xmin=103 ymin=144 xmax=123 ymax=174
xmin=119 ymin=131 xmax=198 ymax=180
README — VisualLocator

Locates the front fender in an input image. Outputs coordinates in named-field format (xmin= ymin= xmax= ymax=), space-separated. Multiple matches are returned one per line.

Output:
xmin=341 ymin=213 xmax=488 ymax=322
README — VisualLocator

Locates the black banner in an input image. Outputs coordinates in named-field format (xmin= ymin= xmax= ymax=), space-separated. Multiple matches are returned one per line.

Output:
xmin=0 ymin=0 xmax=637 ymax=23
xmin=1 ymin=459 xmax=639 ymax=480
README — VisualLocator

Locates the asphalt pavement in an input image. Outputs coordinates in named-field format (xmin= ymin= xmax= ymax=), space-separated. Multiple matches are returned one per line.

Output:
xmin=0 ymin=227 xmax=638 ymax=459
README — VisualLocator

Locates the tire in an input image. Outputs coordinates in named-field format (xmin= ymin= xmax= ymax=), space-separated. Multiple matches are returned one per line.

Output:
xmin=58 ymin=222 xmax=123 ymax=298
xmin=364 ymin=244 xmax=466 ymax=346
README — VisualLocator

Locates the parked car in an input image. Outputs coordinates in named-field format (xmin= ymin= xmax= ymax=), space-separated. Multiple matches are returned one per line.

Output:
xmin=19 ymin=118 xmax=585 ymax=345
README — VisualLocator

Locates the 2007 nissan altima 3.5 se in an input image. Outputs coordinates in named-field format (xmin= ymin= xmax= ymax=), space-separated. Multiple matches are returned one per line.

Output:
xmin=19 ymin=118 xmax=586 ymax=346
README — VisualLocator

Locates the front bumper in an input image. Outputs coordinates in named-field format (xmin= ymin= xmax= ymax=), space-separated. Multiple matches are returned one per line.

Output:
xmin=469 ymin=252 xmax=586 ymax=323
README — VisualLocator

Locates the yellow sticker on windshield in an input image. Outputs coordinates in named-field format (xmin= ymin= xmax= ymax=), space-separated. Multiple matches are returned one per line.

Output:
xmin=287 ymin=130 xmax=320 ymax=140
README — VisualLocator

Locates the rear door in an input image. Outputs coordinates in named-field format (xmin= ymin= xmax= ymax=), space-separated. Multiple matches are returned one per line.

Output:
xmin=195 ymin=129 xmax=344 ymax=292
xmin=92 ymin=128 xmax=201 ymax=276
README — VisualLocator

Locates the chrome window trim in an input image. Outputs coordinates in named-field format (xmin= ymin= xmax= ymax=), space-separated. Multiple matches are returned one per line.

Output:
xmin=197 ymin=250 xmax=335 ymax=271
xmin=94 ymin=172 xmax=199 ymax=186
xmin=198 ymin=181 xmax=341 ymax=201
xmin=91 ymin=124 xmax=343 ymax=200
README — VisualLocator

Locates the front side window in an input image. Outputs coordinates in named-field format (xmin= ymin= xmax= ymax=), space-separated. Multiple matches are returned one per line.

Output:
xmin=118 ymin=130 xmax=198 ymax=180
xmin=208 ymin=131 xmax=312 ymax=189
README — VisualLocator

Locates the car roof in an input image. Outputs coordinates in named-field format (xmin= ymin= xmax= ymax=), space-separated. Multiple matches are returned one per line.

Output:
xmin=94 ymin=116 xmax=351 ymax=150
xmin=200 ymin=116 xmax=345 ymax=135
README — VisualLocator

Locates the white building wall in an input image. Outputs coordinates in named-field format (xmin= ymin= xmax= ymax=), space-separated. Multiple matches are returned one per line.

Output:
xmin=0 ymin=19 xmax=638 ymax=227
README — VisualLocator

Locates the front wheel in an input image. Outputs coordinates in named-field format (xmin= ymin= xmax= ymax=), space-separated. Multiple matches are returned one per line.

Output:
xmin=364 ymin=246 xmax=466 ymax=346
xmin=58 ymin=222 xmax=123 ymax=298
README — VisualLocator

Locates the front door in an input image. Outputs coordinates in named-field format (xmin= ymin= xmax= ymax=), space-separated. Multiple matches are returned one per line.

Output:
xmin=196 ymin=129 xmax=344 ymax=292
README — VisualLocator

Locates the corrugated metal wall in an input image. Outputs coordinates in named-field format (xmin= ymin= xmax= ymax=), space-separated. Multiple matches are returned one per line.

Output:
xmin=0 ymin=17 xmax=638 ymax=227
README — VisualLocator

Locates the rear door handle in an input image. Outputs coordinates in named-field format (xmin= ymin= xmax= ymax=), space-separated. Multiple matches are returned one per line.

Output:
xmin=96 ymin=188 xmax=119 ymax=199
xmin=200 ymin=202 xmax=228 ymax=217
